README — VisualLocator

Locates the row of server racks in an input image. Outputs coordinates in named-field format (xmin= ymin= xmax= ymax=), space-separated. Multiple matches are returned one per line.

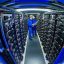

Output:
xmin=0 ymin=11 xmax=28 ymax=64
xmin=37 ymin=12 xmax=64 ymax=64
xmin=0 ymin=10 xmax=64 ymax=64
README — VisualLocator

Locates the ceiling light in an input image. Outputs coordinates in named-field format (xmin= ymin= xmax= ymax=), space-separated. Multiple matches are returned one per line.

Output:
xmin=16 ymin=8 xmax=53 ymax=12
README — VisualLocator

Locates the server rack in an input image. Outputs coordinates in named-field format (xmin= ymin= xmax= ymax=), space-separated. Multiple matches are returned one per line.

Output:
xmin=37 ymin=12 xmax=64 ymax=64
xmin=0 ymin=10 xmax=28 ymax=64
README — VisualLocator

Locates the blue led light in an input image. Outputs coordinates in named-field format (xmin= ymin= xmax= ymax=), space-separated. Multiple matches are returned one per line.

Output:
xmin=58 ymin=0 xmax=64 ymax=4
xmin=0 ymin=0 xmax=49 ymax=4
xmin=15 ymin=0 xmax=49 ymax=3
xmin=0 ymin=0 xmax=8 ymax=3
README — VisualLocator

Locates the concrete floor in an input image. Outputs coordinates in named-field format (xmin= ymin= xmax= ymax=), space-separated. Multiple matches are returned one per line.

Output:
xmin=24 ymin=36 xmax=45 ymax=64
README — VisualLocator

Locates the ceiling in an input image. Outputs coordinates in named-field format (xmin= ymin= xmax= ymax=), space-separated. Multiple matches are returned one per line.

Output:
xmin=0 ymin=0 xmax=64 ymax=11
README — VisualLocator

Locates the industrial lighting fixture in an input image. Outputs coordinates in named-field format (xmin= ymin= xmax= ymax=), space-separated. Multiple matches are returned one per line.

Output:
xmin=16 ymin=8 xmax=53 ymax=12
